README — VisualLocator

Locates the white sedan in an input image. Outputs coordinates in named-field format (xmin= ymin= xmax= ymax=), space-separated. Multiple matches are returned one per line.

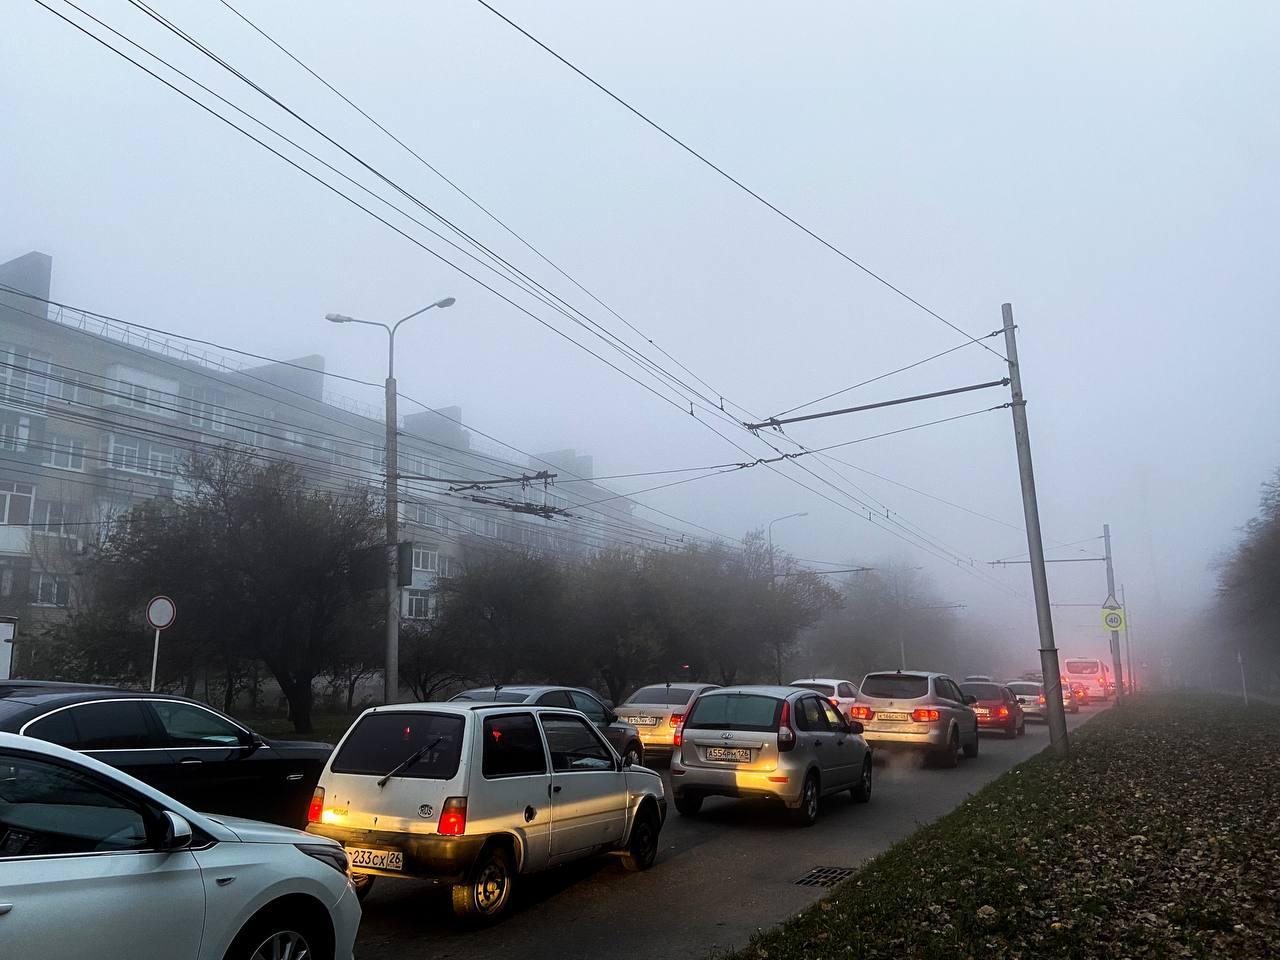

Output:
xmin=0 ymin=731 xmax=360 ymax=959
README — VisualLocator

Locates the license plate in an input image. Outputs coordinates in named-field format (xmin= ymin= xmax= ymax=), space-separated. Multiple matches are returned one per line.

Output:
xmin=624 ymin=716 xmax=660 ymax=727
xmin=347 ymin=847 xmax=403 ymax=871
xmin=876 ymin=711 xmax=909 ymax=722
xmin=706 ymin=746 xmax=751 ymax=762
xmin=975 ymin=707 xmax=990 ymax=717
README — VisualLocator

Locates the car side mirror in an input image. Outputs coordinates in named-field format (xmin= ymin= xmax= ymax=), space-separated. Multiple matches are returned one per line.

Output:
xmin=847 ymin=720 xmax=864 ymax=735
xmin=160 ymin=811 xmax=193 ymax=851
xmin=622 ymin=753 xmax=633 ymax=768
xmin=964 ymin=695 xmax=978 ymax=705
xmin=608 ymin=712 xmax=618 ymax=725
xmin=241 ymin=732 xmax=265 ymax=752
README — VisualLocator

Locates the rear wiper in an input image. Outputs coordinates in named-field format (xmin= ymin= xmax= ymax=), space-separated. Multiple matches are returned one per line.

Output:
xmin=377 ymin=737 xmax=443 ymax=789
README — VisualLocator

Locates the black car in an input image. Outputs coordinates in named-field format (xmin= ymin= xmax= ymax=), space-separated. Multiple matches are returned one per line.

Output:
xmin=0 ymin=680 xmax=331 ymax=827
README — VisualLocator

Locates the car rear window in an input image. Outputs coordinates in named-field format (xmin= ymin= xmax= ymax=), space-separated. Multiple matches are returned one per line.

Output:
xmin=859 ymin=674 xmax=929 ymax=699
xmin=1007 ymin=683 xmax=1041 ymax=695
xmin=684 ymin=694 xmax=781 ymax=732
xmin=792 ymin=682 xmax=836 ymax=697
xmin=623 ymin=685 xmax=696 ymax=706
xmin=452 ymin=690 xmax=531 ymax=702
xmin=332 ymin=711 xmax=464 ymax=780
xmin=1064 ymin=661 xmax=1100 ymax=674
xmin=960 ymin=683 xmax=1003 ymax=700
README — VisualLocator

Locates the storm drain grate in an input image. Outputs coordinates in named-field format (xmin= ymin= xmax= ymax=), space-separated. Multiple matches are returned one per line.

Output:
xmin=794 ymin=866 xmax=856 ymax=887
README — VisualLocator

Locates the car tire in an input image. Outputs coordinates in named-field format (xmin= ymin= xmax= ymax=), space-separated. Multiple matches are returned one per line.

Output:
xmin=1016 ymin=720 xmax=1026 ymax=737
xmin=351 ymin=872 xmax=376 ymax=902
xmin=674 ymin=792 xmax=703 ymax=816
xmin=450 ymin=845 xmax=514 ymax=923
xmin=623 ymin=741 xmax=644 ymax=767
xmin=1003 ymin=723 xmax=1018 ymax=740
xmin=226 ymin=908 xmax=328 ymax=960
xmin=850 ymin=757 xmax=872 ymax=804
xmin=620 ymin=806 xmax=661 ymax=871
xmin=790 ymin=772 xmax=820 ymax=826
xmin=963 ymin=731 xmax=979 ymax=758
xmin=935 ymin=729 xmax=960 ymax=768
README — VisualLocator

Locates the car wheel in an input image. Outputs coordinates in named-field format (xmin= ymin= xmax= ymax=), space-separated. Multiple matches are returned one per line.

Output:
xmin=620 ymin=806 xmax=661 ymax=871
xmin=963 ymin=730 xmax=979 ymax=758
xmin=1004 ymin=723 xmax=1018 ymax=739
xmin=934 ymin=729 xmax=960 ymax=768
xmin=1017 ymin=720 xmax=1026 ymax=736
xmin=850 ymin=757 xmax=872 ymax=804
xmin=351 ymin=872 xmax=376 ymax=902
xmin=227 ymin=910 xmax=327 ymax=960
xmin=674 ymin=792 xmax=703 ymax=816
xmin=790 ymin=772 xmax=820 ymax=826
xmin=450 ymin=845 xmax=514 ymax=923
xmin=624 ymin=742 xmax=644 ymax=767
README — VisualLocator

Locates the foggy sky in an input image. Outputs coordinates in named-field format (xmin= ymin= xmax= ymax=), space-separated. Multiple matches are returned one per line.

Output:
xmin=4 ymin=1 xmax=1278 ymax=664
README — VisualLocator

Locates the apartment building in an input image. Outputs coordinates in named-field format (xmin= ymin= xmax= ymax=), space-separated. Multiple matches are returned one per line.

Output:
xmin=0 ymin=251 xmax=653 ymax=665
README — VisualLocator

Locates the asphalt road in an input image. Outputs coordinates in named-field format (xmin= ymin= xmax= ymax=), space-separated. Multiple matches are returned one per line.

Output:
xmin=355 ymin=708 xmax=1101 ymax=960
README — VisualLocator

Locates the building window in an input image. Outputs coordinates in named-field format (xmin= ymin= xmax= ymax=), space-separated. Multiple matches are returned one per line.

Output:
xmin=412 ymin=547 xmax=438 ymax=573
xmin=0 ymin=560 xmax=16 ymax=598
xmin=0 ymin=416 xmax=30 ymax=452
xmin=470 ymin=515 xmax=499 ymax=538
xmin=439 ymin=555 xmax=455 ymax=579
xmin=33 ymin=500 xmax=73 ymax=537
xmin=0 ymin=481 xmax=34 ymax=524
xmin=182 ymin=385 xmax=228 ymax=432
xmin=56 ymin=374 xmax=85 ymax=405
xmin=406 ymin=503 xmax=437 ymax=526
xmin=42 ymin=435 xmax=85 ymax=471
xmin=405 ymin=589 xmax=434 ymax=620
xmin=147 ymin=448 xmax=175 ymax=477
xmin=0 ymin=347 xmax=52 ymax=410
xmin=109 ymin=435 xmax=142 ymax=472
xmin=30 ymin=572 xmax=71 ymax=607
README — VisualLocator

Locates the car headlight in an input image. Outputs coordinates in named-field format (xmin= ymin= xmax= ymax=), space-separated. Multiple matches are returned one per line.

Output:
xmin=296 ymin=843 xmax=349 ymax=875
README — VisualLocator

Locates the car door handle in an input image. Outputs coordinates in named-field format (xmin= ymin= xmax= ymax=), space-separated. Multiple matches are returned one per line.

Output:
xmin=179 ymin=758 xmax=203 ymax=765
xmin=552 ymin=785 xmax=562 ymax=793
xmin=285 ymin=773 xmax=304 ymax=782
xmin=0 ymin=904 xmax=12 ymax=917
xmin=814 ymin=740 xmax=824 ymax=747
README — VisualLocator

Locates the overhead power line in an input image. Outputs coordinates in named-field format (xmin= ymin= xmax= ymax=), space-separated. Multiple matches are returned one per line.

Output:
xmin=471 ymin=0 xmax=1006 ymax=361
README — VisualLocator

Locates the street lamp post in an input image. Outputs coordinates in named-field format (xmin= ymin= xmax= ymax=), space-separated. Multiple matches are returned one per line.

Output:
xmin=327 ymin=297 xmax=455 ymax=703
xmin=766 ymin=512 xmax=807 ymax=682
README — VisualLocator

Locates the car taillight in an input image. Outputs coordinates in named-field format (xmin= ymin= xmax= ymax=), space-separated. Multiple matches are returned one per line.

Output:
xmin=849 ymin=705 xmax=874 ymax=721
xmin=673 ymin=719 xmax=684 ymax=748
xmin=911 ymin=708 xmax=941 ymax=722
xmin=995 ymin=706 xmax=1009 ymax=718
xmin=438 ymin=797 xmax=467 ymax=836
xmin=669 ymin=712 xmax=684 ymax=728
xmin=307 ymin=786 xmax=324 ymax=824
xmin=1038 ymin=695 xmax=1047 ymax=705
xmin=777 ymin=700 xmax=796 ymax=752
xmin=828 ymin=697 xmax=841 ymax=709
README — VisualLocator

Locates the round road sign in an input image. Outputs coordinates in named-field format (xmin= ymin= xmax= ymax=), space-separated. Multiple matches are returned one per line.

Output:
xmin=147 ymin=595 xmax=177 ymax=630
xmin=1101 ymin=608 xmax=1125 ymax=632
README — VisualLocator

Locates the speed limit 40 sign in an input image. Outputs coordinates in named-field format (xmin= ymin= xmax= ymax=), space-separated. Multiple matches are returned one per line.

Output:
xmin=1102 ymin=608 xmax=1125 ymax=632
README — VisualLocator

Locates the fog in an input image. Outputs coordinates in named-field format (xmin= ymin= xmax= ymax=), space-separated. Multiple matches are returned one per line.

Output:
xmin=5 ymin=0 xmax=1278 ymax=673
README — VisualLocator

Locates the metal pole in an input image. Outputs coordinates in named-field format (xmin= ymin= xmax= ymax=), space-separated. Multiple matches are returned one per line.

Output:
xmin=1001 ymin=303 xmax=1069 ymax=756
xmin=150 ymin=628 xmax=161 ymax=692
xmin=1102 ymin=525 xmax=1126 ymax=702
xmin=1121 ymin=583 xmax=1135 ymax=694
xmin=384 ymin=332 xmax=400 ymax=704
xmin=1238 ymin=651 xmax=1249 ymax=706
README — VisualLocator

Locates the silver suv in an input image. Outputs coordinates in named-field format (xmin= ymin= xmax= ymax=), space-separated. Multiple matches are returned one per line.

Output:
xmin=851 ymin=671 xmax=979 ymax=767
xmin=669 ymin=686 xmax=872 ymax=826
xmin=306 ymin=702 xmax=665 ymax=921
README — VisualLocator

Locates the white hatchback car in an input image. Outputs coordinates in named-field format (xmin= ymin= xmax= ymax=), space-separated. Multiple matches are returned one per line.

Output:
xmin=0 ymin=731 xmax=360 ymax=960
xmin=305 ymin=702 xmax=667 ymax=921
xmin=789 ymin=677 xmax=859 ymax=719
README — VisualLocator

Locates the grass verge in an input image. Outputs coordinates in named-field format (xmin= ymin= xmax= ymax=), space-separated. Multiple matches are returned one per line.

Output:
xmin=732 ymin=694 xmax=1280 ymax=959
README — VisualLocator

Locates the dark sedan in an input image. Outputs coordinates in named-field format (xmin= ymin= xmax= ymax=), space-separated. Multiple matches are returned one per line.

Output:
xmin=0 ymin=680 xmax=331 ymax=827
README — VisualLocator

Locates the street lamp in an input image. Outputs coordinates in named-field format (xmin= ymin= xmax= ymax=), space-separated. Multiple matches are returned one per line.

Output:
xmin=326 ymin=296 xmax=456 ymax=703
xmin=765 ymin=512 xmax=807 ymax=683
xmin=767 ymin=512 xmax=808 ymax=571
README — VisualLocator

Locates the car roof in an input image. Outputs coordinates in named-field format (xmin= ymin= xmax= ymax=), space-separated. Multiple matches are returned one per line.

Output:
xmin=0 ymin=683 xmax=227 ymax=715
xmin=862 ymin=670 xmax=944 ymax=679
xmin=698 ymin=685 xmax=812 ymax=699
xmin=789 ymin=677 xmax=852 ymax=685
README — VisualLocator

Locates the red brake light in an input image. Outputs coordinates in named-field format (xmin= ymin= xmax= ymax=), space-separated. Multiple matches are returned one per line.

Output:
xmin=669 ymin=712 xmax=684 ymax=728
xmin=1038 ymin=695 xmax=1047 ymax=705
xmin=307 ymin=786 xmax=324 ymax=824
xmin=911 ymin=708 xmax=941 ymax=722
xmin=849 ymin=705 xmax=873 ymax=721
xmin=438 ymin=797 xmax=467 ymax=836
xmin=777 ymin=700 xmax=796 ymax=752
xmin=995 ymin=706 xmax=1009 ymax=718
xmin=828 ymin=697 xmax=841 ymax=708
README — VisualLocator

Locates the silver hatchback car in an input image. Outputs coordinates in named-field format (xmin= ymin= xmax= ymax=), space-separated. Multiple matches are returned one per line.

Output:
xmin=851 ymin=671 xmax=979 ymax=767
xmin=669 ymin=686 xmax=872 ymax=826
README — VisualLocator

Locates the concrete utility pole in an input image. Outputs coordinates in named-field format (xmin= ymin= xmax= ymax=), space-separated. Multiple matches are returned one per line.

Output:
xmin=1001 ymin=303 xmax=1069 ymax=756
xmin=1102 ymin=525 xmax=1126 ymax=702
xmin=1238 ymin=650 xmax=1249 ymax=706
xmin=327 ymin=297 xmax=455 ymax=703
xmin=1120 ymin=583 xmax=1135 ymax=694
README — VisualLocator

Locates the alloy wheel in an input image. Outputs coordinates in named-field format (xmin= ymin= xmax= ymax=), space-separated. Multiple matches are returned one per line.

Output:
xmin=249 ymin=930 xmax=311 ymax=960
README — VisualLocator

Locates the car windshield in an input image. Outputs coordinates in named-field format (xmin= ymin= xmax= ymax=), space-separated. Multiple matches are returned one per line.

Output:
xmin=623 ymin=685 xmax=696 ymax=706
xmin=791 ymin=682 xmax=836 ymax=696
xmin=685 ymin=694 xmax=781 ymax=732
xmin=960 ymin=682 xmax=1003 ymax=700
xmin=859 ymin=674 xmax=929 ymax=699
xmin=332 ymin=712 xmax=465 ymax=779
xmin=1064 ymin=661 xmax=1100 ymax=674
xmin=1007 ymin=683 xmax=1042 ymax=695
xmin=452 ymin=690 xmax=531 ymax=703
